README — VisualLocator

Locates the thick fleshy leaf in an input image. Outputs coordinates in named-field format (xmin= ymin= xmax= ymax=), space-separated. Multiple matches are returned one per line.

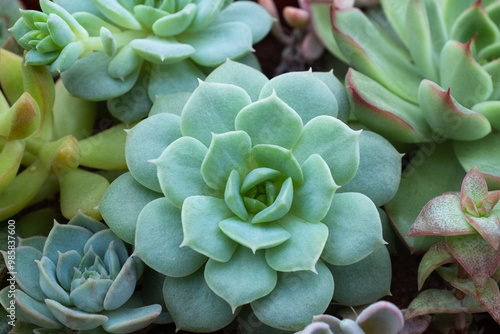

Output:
xmin=56 ymin=250 xmax=81 ymax=291
xmin=252 ymin=144 xmax=304 ymax=186
xmin=251 ymin=260 xmax=334 ymax=331
xmin=357 ymin=301 xmax=404 ymax=334
xmin=293 ymin=115 xmax=359 ymax=186
xmin=466 ymin=215 xmax=500 ymax=251
xmin=313 ymin=71 xmax=350 ymax=123
xmin=152 ymin=4 xmax=196 ymax=36
xmin=179 ymin=22 xmax=252 ymax=66
xmin=0 ymin=141 xmax=24 ymax=194
xmin=225 ymin=170 xmax=248 ymax=221
xmin=235 ymin=93 xmax=303 ymax=149
xmin=418 ymin=80 xmax=491 ymax=140
xmin=290 ymin=154 xmax=337 ymax=222
xmin=102 ymin=305 xmax=162 ymax=333
xmin=346 ymin=68 xmax=432 ymax=143
xmin=163 ymin=267 xmax=238 ymax=332
xmin=181 ymin=196 xmax=237 ymax=262
xmin=50 ymin=41 xmax=85 ymax=73
xmin=130 ymin=37 xmax=195 ymax=64
xmin=99 ymin=172 xmax=163 ymax=244
xmin=201 ymin=131 xmax=252 ymax=190
xmin=133 ymin=5 xmax=169 ymax=28
xmin=259 ymin=71 xmax=338 ymax=125
xmin=265 ymin=214 xmax=328 ymax=272
xmin=37 ymin=257 xmax=70 ymax=305
xmin=440 ymin=40 xmax=493 ymax=108
xmin=408 ymin=193 xmax=476 ymax=237
xmin=446 ymin=234 xmax=500 ymax=293
xmin=240 ymin=168 xmax=281 ymax=194
xmin=45 ymin=299 xmax=108 ymax=331
xmin=126 ymin=113 xmax=181 ymax=192
xmin=219 ymin=216 xmax=290 ymax=253
xmin=40 ymin=0 xmax=88 ymax=38
xmin=252 ymin=177 xmax=293 ymax=224
xmin=83 ymin=229 xmax=128 ymax=265
xmin=473 ymin=101 xmax=500 ymax=131
xmin=149 ymin=92 xmax=191 ymax=116
xmin=14 ymin=290 xmax=62 ymax=329
xmin=73 ymin=12 xmax=120 ymax=36
xmin=180 ymin=81 xmax=252 ymax=146
xmin=321 ymin=192 xmax=384 ymax=266
xmin=205 ymin=247 xmax=277 ymax=310
xmin=327 ymin=245 xmax=391 ymax=306
xmin=417 ymin=241 xmax=456 ymax=290
xmin=47 ymin=13 xmax=76 ymax=47
xmin=42 ymin=223 xmax=92 ymax=263
xmin=135 ymin=198 xmax=207 ymax=277
xmin=92 ymin=0 xmax=142 ymax=30
xmin=108 ymin=44 xmax=142 ymax=80
xmin=187 ymin=0 xmax=225 ymax=31
xmin=103 ymin=256 xmax=142 ymax=310
xmin=461 ymin=166 xmax=489 ymax=204
xmin=70 ymin=278 xmax=113 ymax=313
xmin=205 ymin=59 xmax=269 ymax=102
xmin=156 ymin=136 xmax=213 ymax=208
xmin=61 ymin=51 xmax=141 ymax=100
xmin=6 ymin=246 xmax=44 ymax=301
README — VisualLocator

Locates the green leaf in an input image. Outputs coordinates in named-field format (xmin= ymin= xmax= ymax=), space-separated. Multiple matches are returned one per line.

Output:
xmin=156 ymin=136 xmax=213 ymax=208
xmin=206 ymin=59 xmax=269 ymax=102
xmin=40 ymin=0 xmax=88 ymax=38
xmin=251 ymin=260 xmax=334 ymax=331
xmin=7 ymin=246 xmax=44 ymax=302
xmin=466 ymin=215 xmax=500 ymax=250
xmin=135 ymin=198 xmax=207 ymax=277
xmin=205 ymin=247 xmax=277 ymax=310
xmin=70 ymin=278 xmax=113 ymax=313
xmin=180 ymin=81 xmax=251 ymax=146
xmin=50 ymin=41 xmax=85 ymax=73
xmin=37 ymin=256 xmax=70 ymax=305
xmin=327 ymin=245 xmax=391 ymax=306
xmin=92 ymin=0 xmax=142 ymax=30
xmin=224 ymin=170 xmax=248 ymax=221
xmin=265 ymin=214 xmax=328 ymax=272
xmin=453 ymin=132 xmax=500 ymax=181
xmin=379 ymin=0 xmax=410 ymax=44
xmin=45 ymin=299 xmax=108 ymax=331
xmin=42 ymin=222 xmax=92 ymax=264
xmin=0 ymin=141 xmax=24 ymax=195
xmin=440 ymin=40 xmax=493 ymax=108
xmin=152 ymin=3 xmax=196 ymax=36
xmin=73 ymin=12 xmax=121 ymax=36
xmin=473 ymin=101 xmax=500 ymax=131
xmin=126 ymin=113 xmax=182 ymax=192
xmin=201 ymin=131 xmax=252 ymax=190
xmin=313 ymin=71 xmax=350 ymax=123
xmin=417 ymin=241 xmax=456 ymax=290
xmin=99 ymin=172 xmax=163 ymax=244
xmin=181 ymin=196 xmax=237 ymax=262
xmin=102 ymin=305 xmax=162 ymax=333
xmin=133 ymin=5 xmax=170 ymax=29
xmin=163 ymin=267 xmax=238 ymax=332
xmin=100 ymin=27 xmax=116 ymax=57
xmin=292 ymin=115 xmax=359 ymax=186
xmin=461 ymin=166 xmax=489 ymax=203
xmin=252 ymin=177 xmax=293 ymax=224
xmin=130 ymin=36 xmax=195 ymax=64
xmin=219 ymin=216 xmax=290 ymax=253
xmin=259 ymin=71 xmax=338 ymax=125
xmin=235 ymin=93 xmax=303 ymax=149
xmin=252 ymin=144 xmax=304 ymax=186
xmin=321 ymin=192 xmax=384 ymax=266
xmin=149 ymin=92 xmax=191 ymax=116
xmin=104 ymin=256 xmax=141 ymax=310
xmin=14 ymin=290 xmax=62 ymax=329
xmin=56 ymin=250 xmax=81 ymax=291
xmin=108 ymin=44 xmax=142 ymax=80
xmin=187 ymin=0 xmax=225 ymax=31
xmin=240 ymin=168 xmax=280 ymax=194
xmin=179 ymin=22 xmax=252 ymax=66
xmin=418 ymin=79 xmax=491 ymax=140
xmin=47 ymin=13 xmax=76 ymax=47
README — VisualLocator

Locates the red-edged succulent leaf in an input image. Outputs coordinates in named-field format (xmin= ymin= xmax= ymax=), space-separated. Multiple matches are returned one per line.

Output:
xmin=445 ymin=234 xmax=500 ymax=294
xmin=476 ymin=190 xmax=500 ymax=216
xmin=465 ymin=215 xmax=500 ymax=250
xmin=405 ymin=289 xmax=485 ymax=320
xmin=461 ymin=195 xmax=479 ymax=216
xmin=417 ymin=241 xmax=456 ymax=290
xmin=461 ymin=167 xmax=489 ymax=205
xmin=346 ymin=68 xmax=432 ymax=143
xmin=418 ymin=80 xmax=491 ymax=141
xmin=407 ymin=193 xmax=475 ymax=237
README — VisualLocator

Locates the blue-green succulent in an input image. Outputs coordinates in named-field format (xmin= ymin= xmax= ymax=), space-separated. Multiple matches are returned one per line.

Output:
xmin=99 ymin=60 xmax=402 ymax=331
xmin=0 ymin=213 xmax=161 ymax=333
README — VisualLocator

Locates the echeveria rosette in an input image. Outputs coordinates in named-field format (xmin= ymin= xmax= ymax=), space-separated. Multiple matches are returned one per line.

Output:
xmin=99 ymin=61 xmax=401 ymax=331
xmin=406 ymin=167 xmax=500 ymax=323
xmin=10 ymin=0 xmax=272 ymax=122
xmin=0 ymin=213 xmax=162 ymax=333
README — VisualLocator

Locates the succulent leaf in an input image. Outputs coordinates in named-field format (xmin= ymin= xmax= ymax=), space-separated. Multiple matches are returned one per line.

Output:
xmin=15 ymin=290 xmax=63 ymax=329
xmin=101 ymin=305 xmax=163 ymax=333
xmin=45 ymin=298 xmax=108 ymax=330
xmin=416 ymin=241 xmax=456 ymax=290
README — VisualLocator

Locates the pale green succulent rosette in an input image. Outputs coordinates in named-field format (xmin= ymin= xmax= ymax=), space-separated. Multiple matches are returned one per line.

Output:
xmin=310 ymin=0 xmax=500 ymax=252
xmin=0 ymin=213 xmax=162 ymax=333
xmin=10 ymin=0 xmax=272 ymax=122
xmin=99 ymin=61 xmax=402 ymax=331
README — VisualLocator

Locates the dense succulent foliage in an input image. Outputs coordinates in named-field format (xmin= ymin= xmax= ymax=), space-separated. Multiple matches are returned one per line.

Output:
xmin=10 ymin=0 xmax=272 ymax=122
xmin=309 ymin=0 xmax=500 ymax=252
xmin=406 ymin=167 xmax=500 ymax=323
xmin=99 ymin=60 xmax=401 ymax=331
xmin=0 ymin=213 xmax=161 ymax=332
xmin=0 ymin=49 xmax=129 ymax=222
xmin=298 ymin=301 xmax=404 ymax=334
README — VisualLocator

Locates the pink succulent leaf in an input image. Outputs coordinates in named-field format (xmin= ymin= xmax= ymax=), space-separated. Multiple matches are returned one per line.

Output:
xmin=356 ymin=301 xmax=404 ymax=334
xmin=407 ymin=193 xmax=475 ymax=237
xmin=461 ymin=195 xmax=478 ymax=216
xmin=312 ymin=314 xmax=342 ymax=325
xmin=302 ymin=30 xmax=324 ymax=62
xmin=417 ymin=241 xmax=456 ymax=290
xmin=476 ymin=190 xmax=500 ymax=217
xmin=465 ymin=214 xmax=500 ymax=250
xmin=405 ymin=288 xmax=484 ymax=320
xmin=460 ymin=167 xmax=489 ymax=205
xmin=445 ymin=234 xmax=500 ymax=294
xmin=398 ymin=314 xmax=431 ymax=334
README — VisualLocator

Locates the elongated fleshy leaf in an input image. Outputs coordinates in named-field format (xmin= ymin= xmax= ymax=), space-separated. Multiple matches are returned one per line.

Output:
xmin=135 ymin=198 xmax=207 ymax=277
xmin=70 ymin=278 xmax=113 ymax=313
xmin=205 ymin=247 xmax=277 ymax=310
xmin=252 ymin=144 xmax=304 ymax=186
xmin=224 ymin=170 xmax=248 ymax=221
xmin=37 ymin=257 xmax=70 ymax=305
xmin=103 ymin=255 xmax=141 ymax=310
xmin=251 ymin=260 xmax=334 ymax=331
xmin=83 ymin=230 xmax=128 ymax=265
xmin=465 ymin=215 xmax=500 ymax=251
xmin=6 ymin=246 xmax=44 ymax=302
xmin=252 ymin=178 xmax=293 ymax=224
xmin=180 ymin=81 xmax=251 ymax=146
xmin=152 ymin=4 xmax=196 ymax=36
xmin=108 ymin=44 xmax=142 ymax=80
xmin=130 ymin=37 xmax=195 ymax=64
xmin=417 ymin=241 xmax=456 ymax=290
xmin=56 ymin=250 xmax=81 ymax=291
xmin=15 ymin=290 xmax=63 ymax=329
xmin=473 ymin=101 xmax=500 ymax=131
xmin=0 ymin=141 xmax=25 ymax=194
xmin=102 ymin=305 xmax=162 ymax=333
xmin=45 ymin=299 xmax=108 ymax=331
xmin=92 ymin=0 xmax=142 ymax=30
xmin=181 ymin=196 xmax=237 ymax=262
xmin=42 ymin=223 xmax=92 ymax=263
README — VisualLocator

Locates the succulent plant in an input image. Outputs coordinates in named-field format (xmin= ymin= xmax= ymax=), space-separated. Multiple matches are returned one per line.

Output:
xmin=10 ymin=0 xmax=273 ymax=122
xmin=98 ymin=60 xmax=401 ymax=331
xmin=309 ymin=0 xmax=500 ymax=253
xmin=298 ymin=301 xmax=405 ymax=334
xmin=405 ymin=167 xmax=500 ymax=323
xmin=0 ymin=0 xmax=23 ymax=46
xmin=0 ymin=213 xmax=162 ymax=333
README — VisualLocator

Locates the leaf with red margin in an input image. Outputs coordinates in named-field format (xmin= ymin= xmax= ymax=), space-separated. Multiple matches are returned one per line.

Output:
xmin=445 ymin=234 xmax=500 ymax=294
xmin=476 ymin=190 xmax=500 ymax=216
xmin=407 ymin=193 xmax=475 ymax=237
xmin=346 ymin=68 xmax=432 ymax=143
xmin=465 ymin=215 xmax=500 ymax=250
xmin=460 ymin=167 xmax=489 ymax=204
xmin=417 ymin=241 xmax=456 ymax=290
